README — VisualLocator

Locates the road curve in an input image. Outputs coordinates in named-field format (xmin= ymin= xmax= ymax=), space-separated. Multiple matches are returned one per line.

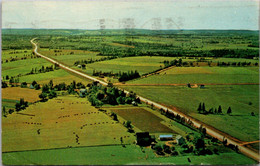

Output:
xmin=31 ymin=38 xmax=259 ymax=162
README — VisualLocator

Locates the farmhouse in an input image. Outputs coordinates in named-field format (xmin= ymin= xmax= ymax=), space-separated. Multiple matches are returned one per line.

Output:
xmin=158 ymin=134 xmax=173 ymax=141
xmin=176 ymin=135 xmax=185 ymax=145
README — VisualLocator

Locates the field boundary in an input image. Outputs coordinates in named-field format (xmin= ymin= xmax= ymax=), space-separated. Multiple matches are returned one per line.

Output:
xmin=2 ymin=143 xmax=131 ymax=153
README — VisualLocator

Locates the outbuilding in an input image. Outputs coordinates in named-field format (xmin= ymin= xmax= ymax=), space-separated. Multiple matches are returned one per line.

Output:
xmin=158 ymin=135 xmax=173 ymax=141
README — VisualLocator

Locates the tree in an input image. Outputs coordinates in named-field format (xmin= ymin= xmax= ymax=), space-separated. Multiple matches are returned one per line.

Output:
xmin=39 ymin=92 xmax=47 ymax=101
xmin=227 ymin=107 xmax=232 ymax=115
xmin=251 ymin=112 xmax=255 ymax=116
xmin=154 ymin=144 xmax=163 ymax=155
xmin=111 ymin=112 xmax=118 ymax=121
xmin=34 ymin=84 xmax=40 ymax=90
xmin=218 ymin=105 xmax=222 ymax=114
xmin=48 ymin=90 xmax=57 ymax=99
xmin=48 ymin=80 xmax=54 ymax=90
xmin=194 ymin=137 xmax=205 ymax=150
xmin=2 ymin=81 xmax=8 ymax=88
xmin=5 ymin=75 xmax=9 ymax=80
xmin=32 ymin=80 xmax=37 ymax=86
xmin=202 ymin=103 xmax=206 ymax=113
xmin=197 ymin=103 xmax=202 ymax=113
xmin=2 ymin=106 xmax=7 ymax=117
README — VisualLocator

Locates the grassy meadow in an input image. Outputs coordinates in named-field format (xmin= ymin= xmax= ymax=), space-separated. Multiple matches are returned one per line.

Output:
xmin=120 ymin=85 xmax=259 ymax=143
xmin=127 ymin=66 xmax=259 ymax=84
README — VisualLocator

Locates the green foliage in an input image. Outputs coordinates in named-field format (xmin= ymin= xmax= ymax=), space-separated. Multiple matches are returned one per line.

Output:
xmin=15 ymin=98 xmax=28 ymax=112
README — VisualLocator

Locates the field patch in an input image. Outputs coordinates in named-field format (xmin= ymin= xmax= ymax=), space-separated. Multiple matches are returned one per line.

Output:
xmin=2 ymin=96 xmax=134 ymax=152
xmin=120 ymin=85 xmax=259 ymax=142
xmin=2 ymin=87 xmax=41 ymax=103
xmin=109 ymin=107 xmax=175 ymax=133
xmin=128 ymin=67 xmax=259 ymax=84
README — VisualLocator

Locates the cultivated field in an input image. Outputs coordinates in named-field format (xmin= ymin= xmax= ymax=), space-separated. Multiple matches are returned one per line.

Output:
xmin=127 ymin=66 xmax=259 ymax=84
xmin=120 ymin=85 xmax=259 ymax=143
xmin=2 ymin=87 xmax=41 ymax=103
xmin=109 ymin=107 xmax=175 ymax=133
xmin=2 ymin=95 xmax=135 ymax=152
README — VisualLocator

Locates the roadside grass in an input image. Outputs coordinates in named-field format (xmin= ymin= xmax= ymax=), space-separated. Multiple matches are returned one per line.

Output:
xmin=119 ymin=85 xmax=259 ymax=142
xmin=127 ymin=67 xmax=259 ymax=84
xmin=2 ymin=145 xmax=256 ymax=165
xmin=2 ymin=95 xmax=135 ymax=152
xmin=2 ymin=87 xmax=41 ymax=103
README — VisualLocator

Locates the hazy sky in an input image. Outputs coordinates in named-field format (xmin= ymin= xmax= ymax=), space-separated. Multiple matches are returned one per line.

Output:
xmin=2 ymin=0 xmax=259 ymax=30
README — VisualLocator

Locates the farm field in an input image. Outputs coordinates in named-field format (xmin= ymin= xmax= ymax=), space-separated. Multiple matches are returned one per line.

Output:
xmin=127 ymin=67 xmax=259 ymax=84
xmin=38 ymin=49 xmax=102 ymax=66
xmin=2 ymin=95 xmax=135 ymax=152
xmin=108 ymin=107 xmax=175 ymax=133
xmin=85 ymin=56 xmax=176 ymax=75
xmin=2 ymin=146 xmax=256 ymax=165
xmin=119 ymin=85 xmax=259 ymax=143
xmin=2 ymin=87 xmax=41 ymax=103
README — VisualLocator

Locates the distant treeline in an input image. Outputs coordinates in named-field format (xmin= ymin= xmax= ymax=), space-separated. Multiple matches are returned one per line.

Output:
xmin=92 ymin=70 xmax=140 ymax=82
xmin=74 ymin=56 xmax=118 ymax=66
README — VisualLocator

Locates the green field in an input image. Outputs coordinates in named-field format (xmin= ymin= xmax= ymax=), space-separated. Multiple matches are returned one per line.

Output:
xmin=120 ymin=85 xmax=259 ymax=143
xmin=127 ymin=67 xmax=259 ymax=84
xmin=2 ymin=95 xmax=135 ymax=152
xmin=2 ymin=145 xmax=256 ymax=165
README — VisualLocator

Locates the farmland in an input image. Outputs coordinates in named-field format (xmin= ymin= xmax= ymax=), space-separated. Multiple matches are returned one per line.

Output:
xmin=119 ymin=85 xmax=259 ymax=143
xmin=127 ymin=66 xmax=259 ymax=84
xmin=1 ymin=29 xmax=259 ymax=165
xmin=2 ymin=95 xmax=135 ymax=152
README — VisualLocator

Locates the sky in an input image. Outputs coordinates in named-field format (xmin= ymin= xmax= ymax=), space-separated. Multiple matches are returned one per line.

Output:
xmin=2 ymin=0 xmax=259 ymax=30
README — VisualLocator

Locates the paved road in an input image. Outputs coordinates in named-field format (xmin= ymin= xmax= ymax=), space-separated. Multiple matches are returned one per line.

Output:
xmin=31 ymin=38 xmax=259 ymax=162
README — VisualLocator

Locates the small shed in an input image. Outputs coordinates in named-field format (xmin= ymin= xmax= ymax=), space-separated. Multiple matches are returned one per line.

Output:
xmin=29 ymin=84 xmax=34 ymax=89
xmin=176 ymin=135 xmax=185 ymax=145
xmin=158 ymin=135 xmax=173 ymax=141
xmin=77 ymin=65 xmax=81 ymax=68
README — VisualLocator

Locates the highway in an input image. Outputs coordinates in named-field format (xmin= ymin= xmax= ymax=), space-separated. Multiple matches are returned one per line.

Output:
xmin=31 ymin=38 xmax=259 ymax=162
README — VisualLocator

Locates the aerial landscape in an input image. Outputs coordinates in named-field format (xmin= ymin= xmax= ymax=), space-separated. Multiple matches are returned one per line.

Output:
xmin=1 ymin=0 xmax=259 ymax=165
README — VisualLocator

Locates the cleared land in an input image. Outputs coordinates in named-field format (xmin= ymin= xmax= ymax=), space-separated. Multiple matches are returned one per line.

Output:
xmin=86 ymin=56 xmax=176 ymax=75
xmin=109 ymin=107 xmax=175 ymax=133
xmin=120 ymin=85 xmax=259 ymax=143
xmin=2 ymin=87 xmax=41 ymax=103
xmin=2 ymin=146 xmax=256 ymax=165
xmin=127 ymin=67 xmax=259 ymax=84
xmin=2 ymin=95 xmax=135 ymax=152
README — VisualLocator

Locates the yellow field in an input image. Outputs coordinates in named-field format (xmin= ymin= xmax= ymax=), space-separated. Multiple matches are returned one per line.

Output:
xmin=2 ymin=87 xmax=41 ymax=103
xmin=2 ymin=95 xmax=135 ymax=152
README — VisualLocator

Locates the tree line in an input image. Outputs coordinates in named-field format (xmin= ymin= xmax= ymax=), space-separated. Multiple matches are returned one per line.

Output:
xmin=87 ymin=81 xmax=141 ymax=106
